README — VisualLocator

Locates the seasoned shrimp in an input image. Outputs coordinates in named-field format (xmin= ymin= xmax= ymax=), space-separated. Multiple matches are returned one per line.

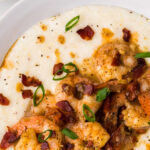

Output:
xmin=93 ymin=40 xmax=138 ymax=82
xmin=55 ymin=75 xmax=102 ymax=121
xmin=65 ymin=122 xmax=110 ymax=150
xmin=123 ymin=102 xmax=150 ymax=130
xmin=12 ymin=116 xmax=63 ymax=150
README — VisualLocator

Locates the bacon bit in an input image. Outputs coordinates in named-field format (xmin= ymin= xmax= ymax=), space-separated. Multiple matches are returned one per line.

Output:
xmin=122 ymin=28 xmax=131 ymax=42
xmin=56 ymin=100 xmax=76 ymax=123
xmin=51 ymin=131 xmax=56 ymax=138
xmin=125 ymin=81 xmax=140 ymax=101
xmin=22 ymin=90 xmax=33 ymax=99
xmin=77 ymin=25 xmax=95 ymax=40
xmin=0 ymin=131 xmax=18 ymax=149
xmin=103 ymin=97 xmax=111 ymax=115
xmin=64 ymin=143 xmax=74 ymax=150
xmin=53 ymin=63 xmax=64 ymax=75
xmin=74 ymin=83 xmax=84 ymax=99
xmin=85 ymin=140 xmax=93 ymax=148
xmin=56 ymin=100 xmax=74 ymax=112
xmin=22 ymin=74 xmax=41 ymax=87
xmin=0 ymin=94 xmax=10 ymax=106
xmin=62 ymin=84 xmax=73 ymax=95
xmin=131 ymin=58 xmax=146 ymax=79
xmin=111 ymin=51 xmax=121 ymax=66
xmin=41 ymin=141 xmax=49 ymax=150
xmin=83 ymin=83 xmax=94 ymax=95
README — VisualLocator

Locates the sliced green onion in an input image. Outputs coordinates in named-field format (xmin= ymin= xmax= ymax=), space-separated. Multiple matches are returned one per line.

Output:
xmin=65 ymin=15 xmax=80 ymax=32
xmin=53 ymin=62 xmax=78 ymax=81
xmin=96 ymin=87 xmax=110 ymax=102
xmin=148 ymin=122 xmax=150 ymax=125
xmin=38 ymin=129 xmax=53 ymax=143
xmin=61 ymin=128 xmax=78 ymax=139
xmin=135 ymin=52 xmax=150 ymax=58
xmin=33 ymin=84 xmax=45 ymax=106
xmin=53 ymin=69 xmax=68 ymax=81
xmin=83 ymin=104 xmax=95 ymax=122
xmin=62 ymin=62 xmax=78 ymax=73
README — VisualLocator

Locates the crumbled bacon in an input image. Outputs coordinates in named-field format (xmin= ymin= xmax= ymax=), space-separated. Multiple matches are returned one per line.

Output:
xmin=131 ymin=58 xmax=146 ymax=79
xmin=63 ymin=143 xmax=74 ymax=150
xmin=74 ymin=82 xmax=94 ymax=99
xmin=0 ymin=130 xmax=18 ymax=149
xmin=77 ymin=26 xmax=95 ymax=40
xmin=74 ymin=83 xmax=84 ymax=99
xmin=41 ymin=141 xmax=49 ymax=150
xmin=83 ymin=83 xmax=94 ymax=95
xmin=0 ymin=94 xmax=10 ymax=106
xmin=111 ymin=51 xmax=121 ymax=66
xmin=22 ymin=90 xmax=33 ymax=99
xmin=122 ymin=28 xmax=131 ymax=42
xmin=56 ymin=100 xmax=76 ymax=123
xmin=85 ymin=140 xmax=93 ymax=148
xmin=62 ymin=84 xmax=73 ymax=95
xmin=21 ymin=74 xmax=41 ymax=87
xmin=56 ymin=100 xmax=74 ymax=112
xmin=51 ymin=131 xmax=56 ymax=138
xmin=125 ymin=81 xmax=140 ymax=101
xmin=53 ymin=63 xmax=64 ymax=75
xmin=103 ymin=97 xmax=111 ymax=115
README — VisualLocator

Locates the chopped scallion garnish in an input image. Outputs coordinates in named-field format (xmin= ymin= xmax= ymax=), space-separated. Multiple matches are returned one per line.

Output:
xmin=65 ymin=15 xmax=80 ymax=32
xmin=38 ymin=129 xmax=53 ymax=143
xmin=135 ymin=52 xmax=150 ymax=58
xmin=83 ymin=104 xmax=95 ymax=122
xmin=61 ymin=128 xmax=78 ymax=139
xmin=33 ymin=84 xmax=45 ymax=106
xmin=96 ymin=87 xmax=110 ymax=102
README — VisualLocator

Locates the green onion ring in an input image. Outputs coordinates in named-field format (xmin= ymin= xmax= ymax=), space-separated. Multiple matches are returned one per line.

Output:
xmin=65 ymin=15 xmax=80 ymax=32
xmin=33 ymin=84 xmax=45 ymax=106
xmin=83 ymin=104 xmax=96 ymax=122
xmin=62 ymin=62 xmax=78 ymax=73
xmin=38 ymin=129 xmax=53 ymax=143
xmin=53 ymin=69 xmax=68 ymax=81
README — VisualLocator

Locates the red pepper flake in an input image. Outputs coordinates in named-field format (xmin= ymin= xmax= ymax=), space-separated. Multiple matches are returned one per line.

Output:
xmin=53 ymin=63 xmax=64 ymax=75
xmin=0 ymin=131 xmax=18 ymax=149
xmin=122 ymin=28 xmax=131 ymax=42
xmin=0 ymin=94 xmax=10 ymax=106
xmin=22 ymin=90 xmax=33 ymax=99
xmin=111 ymin=51 xmax=121 ymax=66
xmin=21 ymin=74 xmax=41 ymax=87
xmin=77 ymin=25 xmax=95 ymax=40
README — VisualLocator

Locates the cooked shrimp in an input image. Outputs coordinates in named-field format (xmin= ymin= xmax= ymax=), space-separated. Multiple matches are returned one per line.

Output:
xmin=123 ymin=102 xmax=150 ymax=129
xmin=55 ymin=75 xmax=102 ymax=121
xmin=65 ymin=122 xmax=110 ymax=150
xmin=12 ymin=116 xmax=63 ymax=150
xmin=93 ymin=40 xmax=137 ymax=82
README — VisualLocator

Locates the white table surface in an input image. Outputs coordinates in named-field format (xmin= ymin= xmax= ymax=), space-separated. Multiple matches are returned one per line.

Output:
xmin=0 ymin=0 xmax=18 ymax=16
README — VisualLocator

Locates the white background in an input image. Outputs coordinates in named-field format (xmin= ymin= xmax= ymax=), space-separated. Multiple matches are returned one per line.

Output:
xmin=0 ymin=0 xmax=18 ymax=16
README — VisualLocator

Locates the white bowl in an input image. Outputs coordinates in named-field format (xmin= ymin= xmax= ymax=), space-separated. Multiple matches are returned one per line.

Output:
xmin=0 ymin=0 xmax=150 ymax=64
